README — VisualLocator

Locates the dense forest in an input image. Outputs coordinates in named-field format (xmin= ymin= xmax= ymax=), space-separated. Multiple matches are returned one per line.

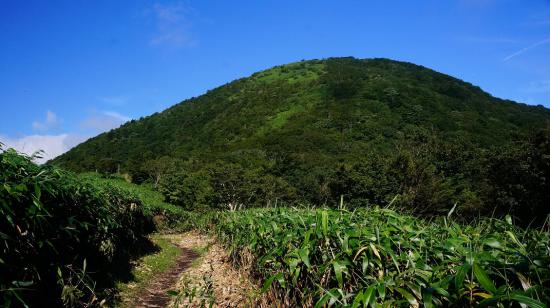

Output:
xmin=51 ymin=57 xmax=550 ymax=224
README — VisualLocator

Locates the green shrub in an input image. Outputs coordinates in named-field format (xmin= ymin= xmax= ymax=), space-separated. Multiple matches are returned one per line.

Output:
xmin=0 ymin=148 xmax=151 ymax=307
xmin=79 ymin=172 xmax=202 ymax=231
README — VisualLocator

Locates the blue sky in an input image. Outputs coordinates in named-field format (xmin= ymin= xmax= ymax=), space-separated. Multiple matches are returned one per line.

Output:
xmin=1 ymin=0 xmax=550 ymax=162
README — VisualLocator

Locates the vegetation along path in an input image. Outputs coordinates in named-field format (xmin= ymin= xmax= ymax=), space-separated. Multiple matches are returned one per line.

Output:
xmin=131 ymin=232 xmax=258 ymax=308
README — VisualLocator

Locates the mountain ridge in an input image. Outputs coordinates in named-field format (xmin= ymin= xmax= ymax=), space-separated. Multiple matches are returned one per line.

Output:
xmin=52 ymin=57 xmax=550 ymax=171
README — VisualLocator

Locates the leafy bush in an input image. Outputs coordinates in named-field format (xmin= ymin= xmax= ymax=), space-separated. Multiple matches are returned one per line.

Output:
xmin=159 ymin=169 xmax=213 ymax=210
xmin=80 ymin=172 xmax=202 ymax=231
xmin=158 ymin=160 xmax=296 ymax=211
xmin=208 ymin=207 xmax=549 ymax=307
xmin=0 ymin=148 xmax=151 ymax=307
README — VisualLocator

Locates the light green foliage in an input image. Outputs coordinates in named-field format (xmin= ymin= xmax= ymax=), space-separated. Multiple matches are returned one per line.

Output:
xmin=253 ymin=61 xmax=325 ymax=84
xmin=269 ymin=104 xmax=306 ymax=129
xmin=80 ymin=172 xmax=174 ymax=213
xmin=206 ymin=207 xmax=549 ymax=307
xmin=80 ymin=172 xmax=200 ymax=230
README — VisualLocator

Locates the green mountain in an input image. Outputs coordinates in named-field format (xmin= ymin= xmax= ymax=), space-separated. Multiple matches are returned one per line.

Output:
xmin=51 ymin=57 xmax=550 ymax=221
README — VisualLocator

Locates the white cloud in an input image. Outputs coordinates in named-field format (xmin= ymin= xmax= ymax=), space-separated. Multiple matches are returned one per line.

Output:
xmin=32 ymin=110 xmax=60 ymax=131
xmin=512 ymin=97 xmax=540 ymax=106
xmin=0 ymin=134 xmax=87 ymax=164
xmin=503 ymin=38 xmax=550 ymax=62
xmin=148 ymin=2 xmax=197 ymax=48
xmin=80 ymin=110 xmax=131 ymax=133
xmin=0 ymin=109 xmax=132 ymax=164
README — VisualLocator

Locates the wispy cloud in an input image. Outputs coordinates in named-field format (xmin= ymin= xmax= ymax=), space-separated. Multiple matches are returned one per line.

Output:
xmin=80 ymin=110 xmax=132 ymax=133
xmin=99 ymin=96 xmax=129 ymax=106
xmin=148 ymin=2 xmax=197 ymax=48
xmin=0 ymin=134 xmax=87 ymax=164
xmin=524 ymin=11 xmax=550 ymax=27
xmin=32 ymin=110 xmax=60 ymax=131
xmin=103 ymin=111 xmax=131 ymax=122
xmin=513 ymin=96 xmax=542 ymax=106
xmin=522 ymin=80 xmax=550 ymax=93
xmin=503 ymin=38 xmax=550 ymax=61
xmin=461 ymin=36 xmax=520 ymax=44
xmin=534 ymin=19 xmax=550 ymax=26
xmin=458 ymin=0 xmax=496 ymax=9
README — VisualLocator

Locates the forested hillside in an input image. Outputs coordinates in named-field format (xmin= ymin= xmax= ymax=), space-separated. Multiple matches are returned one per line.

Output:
xmin=51 ymin=57 xmax=550 ymax=223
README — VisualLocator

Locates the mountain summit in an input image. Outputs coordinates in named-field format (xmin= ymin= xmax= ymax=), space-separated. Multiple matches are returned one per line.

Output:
xmin=52 ymin=57 xmax=550 ymax=172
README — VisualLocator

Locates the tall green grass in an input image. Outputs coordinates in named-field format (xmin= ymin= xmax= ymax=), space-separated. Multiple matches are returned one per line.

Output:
xmin=0 ymin=149 xmax=151 ymax=307
xmin=206 ymin=207 xmax=549 ymax=307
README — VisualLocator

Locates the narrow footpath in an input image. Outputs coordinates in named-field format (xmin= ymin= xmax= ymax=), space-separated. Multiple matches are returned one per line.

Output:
xmin=131 ymin=232 xmax=258 ymax=308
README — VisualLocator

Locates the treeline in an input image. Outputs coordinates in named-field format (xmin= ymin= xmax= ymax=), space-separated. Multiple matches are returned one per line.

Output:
xmin=127 ymin=127 xmax=550 ymax=226
xmin=331 ymin=128 xmax=550 ymax=224
xmin=0 ymin=147 xmax=152 ymax=307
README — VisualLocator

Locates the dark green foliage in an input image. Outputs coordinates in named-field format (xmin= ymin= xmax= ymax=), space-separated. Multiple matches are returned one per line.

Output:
xmin=328 ymin=132 xmax=485 ymax=215
xmin=50 ymin=57 xmax=550 ymax=221
xmin=485 ymin=128 xmax=550 ymax=225
xmin=326 ymin=128 xmax=550 ymax=222
xmin=323 ymin=57 xmax=365 ymax=98
xmin=159 ymin=168 xmax=213 ymax=209
xmin=0 ymin=148 xmax=152 ymax=307
xmin=158 ymin=160 xmax=296 ymax=210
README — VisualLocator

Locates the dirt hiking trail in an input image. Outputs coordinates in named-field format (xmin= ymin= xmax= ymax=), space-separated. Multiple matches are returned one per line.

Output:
xmin=131 ymin=232 xmax=259 ymax=308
